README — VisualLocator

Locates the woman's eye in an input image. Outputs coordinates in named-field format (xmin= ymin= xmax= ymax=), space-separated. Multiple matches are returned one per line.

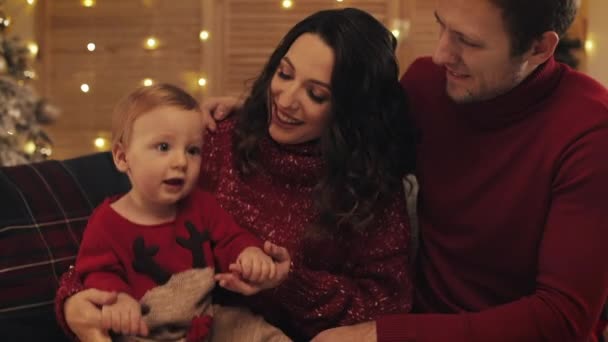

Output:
xmin=277 ymin=70 xmax=292 ymax=79
xmin=308 ymin=89 xmax=328 ymax=104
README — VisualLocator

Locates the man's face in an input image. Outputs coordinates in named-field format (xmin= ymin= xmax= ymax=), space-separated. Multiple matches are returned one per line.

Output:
xmin=433 ymin=0 xmax=530 ymax=103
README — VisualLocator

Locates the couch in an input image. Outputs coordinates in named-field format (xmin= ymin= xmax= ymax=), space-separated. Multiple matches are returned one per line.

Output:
xmin=1 ymin=152 xmax=607 ymax=342
xmin=0 ymin=152 xmax=130 ymax=341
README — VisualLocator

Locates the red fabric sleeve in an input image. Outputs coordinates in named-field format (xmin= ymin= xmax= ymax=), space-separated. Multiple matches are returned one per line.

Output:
xmin=75 ymin=215 xmax=131 ymax=294
xmin=54 ymin=267 xmax=84 ymax=341
xmin=197 ymin=191 xmax=263 ymax=272
xmin=376 ymin=126 xmax=608 ymax=341
xmin=272 ymin=193 xmax=413 ymax=338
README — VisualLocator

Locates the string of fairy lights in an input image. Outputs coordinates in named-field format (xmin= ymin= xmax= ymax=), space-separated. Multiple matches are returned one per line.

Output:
xmin=21 ymin=0 xmax=598 ymax=153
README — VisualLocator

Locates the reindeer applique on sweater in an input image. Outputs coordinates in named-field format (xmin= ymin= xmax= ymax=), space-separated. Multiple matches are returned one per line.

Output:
xmin=75 ymin=190 xmax=292 ymax=342
xmin=116 ymin=222 xmax=215 ymax=342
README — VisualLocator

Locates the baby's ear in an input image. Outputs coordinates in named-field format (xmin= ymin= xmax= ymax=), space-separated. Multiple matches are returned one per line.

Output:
xmin=112 ymin=142 xmax=129 ymax=173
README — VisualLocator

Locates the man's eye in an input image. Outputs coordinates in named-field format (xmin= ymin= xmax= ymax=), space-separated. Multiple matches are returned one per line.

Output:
xmin=459 ymin=36 xmax=480 ymax=47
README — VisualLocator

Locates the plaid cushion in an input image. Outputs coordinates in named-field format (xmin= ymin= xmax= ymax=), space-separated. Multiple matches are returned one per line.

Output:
xmin=0 ymin=152 xmax=129 ymax=340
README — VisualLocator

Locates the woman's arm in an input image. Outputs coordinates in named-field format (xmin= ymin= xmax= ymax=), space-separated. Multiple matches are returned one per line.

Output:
xmin=54 ymin=267 xmax=117 ymax=341
xmin=271 ymin=193 xmax=413 ymax=338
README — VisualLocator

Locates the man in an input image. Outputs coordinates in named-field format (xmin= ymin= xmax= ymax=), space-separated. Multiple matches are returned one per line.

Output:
xmin=311 ymin=0 xmax=608 ymax=341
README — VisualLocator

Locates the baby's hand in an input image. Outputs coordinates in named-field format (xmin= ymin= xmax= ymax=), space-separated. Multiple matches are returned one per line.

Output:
xmin=215 ymin=241 xmax=291 ymax=295
xmin=236 ymin=246 xmax=276 ymax=283
xmin=101 ymin=292 xmax=144 ymax=336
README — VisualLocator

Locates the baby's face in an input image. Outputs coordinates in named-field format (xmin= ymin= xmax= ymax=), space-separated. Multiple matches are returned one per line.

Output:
xmin=124 ymin=105 xmax=204 ymax=207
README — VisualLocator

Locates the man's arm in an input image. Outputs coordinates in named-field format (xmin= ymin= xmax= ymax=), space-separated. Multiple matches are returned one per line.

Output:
xmin=316 ymin=126 xmax=608 ymax=342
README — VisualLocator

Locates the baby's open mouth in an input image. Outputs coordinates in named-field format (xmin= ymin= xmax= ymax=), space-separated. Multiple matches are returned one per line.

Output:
xmin=163 ymin=178 xmax=184 ymax=186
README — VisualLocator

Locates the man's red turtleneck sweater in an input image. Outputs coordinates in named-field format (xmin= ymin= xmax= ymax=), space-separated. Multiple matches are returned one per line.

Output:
xmin=377 ymin=57 xmax=608 ymax=341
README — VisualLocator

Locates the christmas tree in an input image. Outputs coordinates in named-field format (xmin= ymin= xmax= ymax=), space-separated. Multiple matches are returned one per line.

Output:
xmin=0 ymin=2 xmax=59 ymax=166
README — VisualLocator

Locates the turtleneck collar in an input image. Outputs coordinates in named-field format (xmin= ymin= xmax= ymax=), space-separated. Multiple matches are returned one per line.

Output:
xmin=451 ymin=57 xmax=564 ymax=129
xmin=257 ymin=133 xmax=324 ymax=186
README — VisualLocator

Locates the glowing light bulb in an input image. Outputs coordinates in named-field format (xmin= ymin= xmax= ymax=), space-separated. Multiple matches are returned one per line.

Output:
xmin=24 ymin=70 xmax=36 ymax=79
xmin=94 ymin=137 xmax=107 ymax=149
xmin=82 ymin=0 xmax=95 ymax=7
xmin=199 ymin=30 xmax=210 ymax=41
xmin=87 ymin=42 xmax=96 ymax=51
xmin=40 ymin=147 xmax=52 ymax=157
xmin=81 ymin=84 xmax=90 ymax=93
xmin=142 ymin=78 xmax=154 ymax=87
xmin=27 ymin=0 xmax=36 ymax=5
xmin=198 ymin=78 xmax=207 ymax=87
xmin=585 ymin=39 xmax=594 ymax=53
xmin=145 ymin=37 xmax=159 ymax=50
xmin=391 ymin=29 xmax=400 ymax=39
xmin=24 ymin=141 xmax=36 ymax=154
xmin=27 ymin=42 xmax=39 ymax=56
xmin=282 ymin=0 xmax=293 ymax=9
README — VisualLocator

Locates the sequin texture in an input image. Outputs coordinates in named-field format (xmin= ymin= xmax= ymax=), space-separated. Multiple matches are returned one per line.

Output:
xmin=199 ymin=119 xmax=413 ymax=339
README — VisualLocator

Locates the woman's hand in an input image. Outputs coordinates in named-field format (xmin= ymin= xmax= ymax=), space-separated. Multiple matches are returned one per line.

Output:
xmin=65 ymin=288 xmax=117 ymax=342
xmin=200 ymin=96 xmax=242 ymax=132
xmin=311 ymin=321 xmax=377 ymax=342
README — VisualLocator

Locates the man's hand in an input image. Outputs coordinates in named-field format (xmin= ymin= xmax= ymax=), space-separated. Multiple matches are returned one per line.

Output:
xmin=311 ymin=321 xmax=377 ymax=342
xmin=200 ymin=96 xmax=242 ymax=132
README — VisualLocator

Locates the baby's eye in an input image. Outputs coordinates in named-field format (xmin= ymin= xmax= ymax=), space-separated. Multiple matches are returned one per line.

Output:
xmin=187 ymin=146 xmax=201 ymax=155
xmin=157 ymin=143 xmax=169 ymax=152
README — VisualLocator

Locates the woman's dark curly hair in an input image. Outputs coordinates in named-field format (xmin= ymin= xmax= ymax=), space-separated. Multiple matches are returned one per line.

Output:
xmin=233 ymin=8 xmax=416 ymax=236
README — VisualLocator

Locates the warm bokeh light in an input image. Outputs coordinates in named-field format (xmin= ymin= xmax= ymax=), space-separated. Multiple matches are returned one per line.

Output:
xmin=198 ymin=78 xmax=207 ymax=87
xmin=87 ymin=42 xmax=96 ymax=51
xmin=24 ymin=70 xmax=36 ymax=79
xmin=80 ymin=84 xmax=90 ymax=93
xmin=23 ymin=141 xmax=36 ymax=155
xmin=144 ymin=37 xmax=159 ymax=50
xmin=27 ymin=0 xmax=36 ymax=6
xmin=585 ymin=39 xmax=595 ymax=53
xmin=94 ymin=137 xmax=107 ymax=149
xmin=27 ymin=42 xmax=39 ymax=56
xmin=142 ymin=78 xmax=154 ymax=87
xmin=391 ymin=29 xmax=400 ymax=39
xmin=199 ymin=30 xmax=210 ymax=41
xmin=282 ymin=0 xmax=293 ymax=9
xmin=82 ymin=0 xmax=95 ymax=7
xmin=40 ymin=147 xmax=52 ymax=157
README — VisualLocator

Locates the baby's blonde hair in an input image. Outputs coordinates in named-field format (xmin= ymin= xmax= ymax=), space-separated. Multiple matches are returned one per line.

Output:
xmin=111 ymin=83 xmax=201 ymax=147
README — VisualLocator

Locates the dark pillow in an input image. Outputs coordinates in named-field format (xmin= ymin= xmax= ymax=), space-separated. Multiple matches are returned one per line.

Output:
xmin=0 ymin=152 xmax=129 ymax=340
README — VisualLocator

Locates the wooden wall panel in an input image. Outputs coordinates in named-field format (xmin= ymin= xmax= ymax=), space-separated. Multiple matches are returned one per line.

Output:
xmin=40 ymin=0 xmax=204 ymax=159
xmin=37 ymin=0 xmax=439 ymax=160
xmin=394 ymin=0 xmax=438 ymax=72
xmin=216 ymin=0 xmax=393 ymax=97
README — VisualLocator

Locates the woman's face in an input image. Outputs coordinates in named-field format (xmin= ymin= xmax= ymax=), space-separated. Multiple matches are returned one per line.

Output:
xmin=268 ymin=33 xmax=334 ymax=145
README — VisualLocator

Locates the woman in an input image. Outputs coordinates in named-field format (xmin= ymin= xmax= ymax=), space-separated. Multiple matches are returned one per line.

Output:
xmin=56 ymin=7 xmax=417 ymax=341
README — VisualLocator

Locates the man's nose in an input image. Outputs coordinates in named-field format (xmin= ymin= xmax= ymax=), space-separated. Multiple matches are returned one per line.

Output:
xmin=432 ymin=31 xmax=459 ymax=66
